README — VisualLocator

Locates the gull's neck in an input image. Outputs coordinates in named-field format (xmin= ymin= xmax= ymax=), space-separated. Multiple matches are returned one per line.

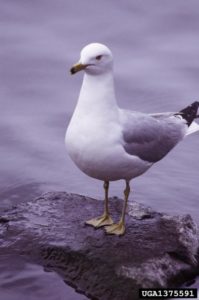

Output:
xmin=74 ymin=71 xmax=118 ymax=117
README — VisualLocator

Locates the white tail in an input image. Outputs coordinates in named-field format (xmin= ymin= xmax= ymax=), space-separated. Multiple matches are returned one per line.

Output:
xmin=186 ymin=121 xmax=199 ymax=136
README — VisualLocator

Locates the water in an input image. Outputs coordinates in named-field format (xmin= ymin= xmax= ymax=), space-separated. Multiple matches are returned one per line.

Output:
xmin=0 ymin=255 xmax=87 ymax=300
xmin=0 ymin=0 xmax=199 ymax=299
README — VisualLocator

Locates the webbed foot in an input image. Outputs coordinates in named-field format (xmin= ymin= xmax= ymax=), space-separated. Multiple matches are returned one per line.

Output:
xmin=104 ymin=221 xmax=125 ymax=236
xmin=85 ymin=213 xmax=113 ymax=228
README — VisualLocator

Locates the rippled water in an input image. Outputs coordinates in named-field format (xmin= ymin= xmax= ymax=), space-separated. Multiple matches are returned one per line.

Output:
xmin=1 ymin=0 xmax=199 ymax=299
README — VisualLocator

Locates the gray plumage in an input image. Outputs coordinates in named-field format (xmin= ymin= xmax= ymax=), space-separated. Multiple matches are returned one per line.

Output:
xmin=122 ymin=110 xmax=187 ymax=163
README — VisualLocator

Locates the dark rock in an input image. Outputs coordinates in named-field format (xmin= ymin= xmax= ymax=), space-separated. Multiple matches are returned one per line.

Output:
xmin=0 ymin=192 xmax=199 ymax=300
xmin=0 ymin=217 xmax=9 ymax=223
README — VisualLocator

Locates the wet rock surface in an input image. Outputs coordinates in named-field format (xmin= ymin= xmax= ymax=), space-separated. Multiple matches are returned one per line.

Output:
xmin=0 ymin=192 xmax=199 ymax=300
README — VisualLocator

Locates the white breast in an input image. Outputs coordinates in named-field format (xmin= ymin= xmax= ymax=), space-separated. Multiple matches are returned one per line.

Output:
xmin=65 ymin=72 xmax=152 ymax=181
xmin=65 ymin=112 xmax=152 ymax=181
xmin=65 ymin=112 xmax=122 ymax=179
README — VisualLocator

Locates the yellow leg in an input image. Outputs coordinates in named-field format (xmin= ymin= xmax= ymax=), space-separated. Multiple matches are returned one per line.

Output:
xmin=85 ymin=181 xmax=113 ymax=228
xmin=105 ymin=180 xmax=130 ymax=236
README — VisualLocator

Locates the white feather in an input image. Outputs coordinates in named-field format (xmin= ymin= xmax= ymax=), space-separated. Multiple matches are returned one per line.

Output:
xmin=186 ymin=121 xmax=199 ymax=136
xmin=66 ymin=43 xmax=199 ymax=183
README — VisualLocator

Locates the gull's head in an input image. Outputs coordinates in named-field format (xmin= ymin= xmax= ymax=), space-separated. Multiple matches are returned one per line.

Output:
xmin=70 ymin=43 xmax=113 ymax=76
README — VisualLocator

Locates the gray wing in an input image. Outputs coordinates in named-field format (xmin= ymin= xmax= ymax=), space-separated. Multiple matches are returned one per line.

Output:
xmin=121 ymin=110 xmax=187 ymax=163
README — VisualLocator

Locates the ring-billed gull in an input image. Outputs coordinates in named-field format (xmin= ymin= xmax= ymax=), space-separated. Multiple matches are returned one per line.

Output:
xmin=65 ymin=43 xmax=199 ymax=236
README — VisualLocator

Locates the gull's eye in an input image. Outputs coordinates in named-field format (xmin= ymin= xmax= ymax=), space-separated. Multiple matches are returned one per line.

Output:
xmin=96 ymin=55 xmax=102 ymax=60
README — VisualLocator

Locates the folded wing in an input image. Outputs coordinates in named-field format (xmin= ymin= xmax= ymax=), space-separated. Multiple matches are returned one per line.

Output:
xmin=121 ymin=110 xmax=187 ymax=163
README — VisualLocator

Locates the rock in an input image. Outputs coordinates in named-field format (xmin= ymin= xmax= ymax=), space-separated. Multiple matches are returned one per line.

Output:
xmin=0 ymin=192 xmax=199 ymax=300
xmin=0 ymin=217 xmax=9 ymax=224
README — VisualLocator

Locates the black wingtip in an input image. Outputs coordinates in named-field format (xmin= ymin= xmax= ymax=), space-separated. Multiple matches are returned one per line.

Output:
xmin=190 ymin=101 xmax=199 ymax=108
xmin=178 ymin=101 xmax=199 ymax=126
